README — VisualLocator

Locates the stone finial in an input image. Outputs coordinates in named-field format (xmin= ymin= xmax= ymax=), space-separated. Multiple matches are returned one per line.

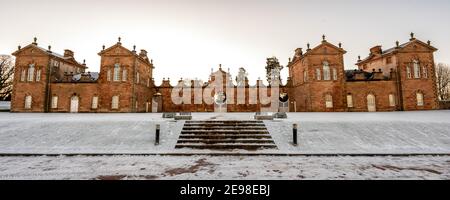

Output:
xmin=151 ymin=59 xmax=153 ymax=64
xmin=396 ymin=41 xmax=400 ymax=47
xmin=307 ymin=43 xmax=311 ymax=50
xmin=48 ymin=45 xmax=51 ymax=52
xmin=102 ymin=45 xmax=105 ymax=50
xmin=18 ymin=45 xmax=21 ymax=50
xmin=219 ymin=64 xmax=222 ymax=69
xmin=322 ymin=34 xmax=326 ymax=42
xmin=410 ymin=32 xmax=415 ymax=40
xmin=118 ymin=37 xmax=122 ymax=43
xmin=358 ymin=55 xmax=361 ymax=61
xmin=427 ymin=40 xmax=431 ymax=45
xmin=32 ymin=37 xmax=38 ymax=45
xmin=338 ymin=42 xmax=342 ymax=48
xmin=133 ymin=45 xmax=136 ymax=51
xmin=288 ymin=57 xmax=291 ymax=62
xmin=83 ymin=59 xmax=86 ymax=65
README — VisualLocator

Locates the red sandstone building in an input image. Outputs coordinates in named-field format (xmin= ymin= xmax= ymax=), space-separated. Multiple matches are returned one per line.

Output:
xmin=10 ymin=33 xmax=439 ymax=113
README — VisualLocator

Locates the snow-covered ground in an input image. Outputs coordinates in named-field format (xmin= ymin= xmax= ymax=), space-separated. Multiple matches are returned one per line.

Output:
xmin=0 ymin=155 xmax=449 ymax=180
xmin=0 ymin=111 xmax=449 ymax=154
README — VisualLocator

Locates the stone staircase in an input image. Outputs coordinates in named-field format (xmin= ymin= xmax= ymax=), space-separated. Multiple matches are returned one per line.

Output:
xmin=175 ymin=120 xmax=277 ymax=150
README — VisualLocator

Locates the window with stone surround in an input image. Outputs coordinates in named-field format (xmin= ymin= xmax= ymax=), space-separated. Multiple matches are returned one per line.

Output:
xmin=423 ymin=66 xmax=428 ymax=78
xmin=332 ymin=68 xmax=337 ymax=80
xmin=413 ymin=60 xmax=421 ymax=79
xmin=27 ymin=64 xmax=35 ymax=82
xmin=21 ymin=69 xmax=26 ymax=82
xmin=51 ymin=96 xmax=58 ymax=109
xmin=323 ymin=62 xmax=330 ymax=80
xmin=325 ymin=94 xmax=333 ymax=108
xmin=36 ymin=69 xmax=41 ymax=82
xmin=113 ymin=63 xmax=120 ymax=81
xmin=111 ymin=96 xmax=119 ymax=109
xmin=122 ymin=69 xmax=127 ymax=81
xmin=389 ymin=94 xmax=396 ymax=107
xmin=346 ymin=94 xmax=353 ymax=108
xmin=416 ymin=92 xmax=424 ymax=106
xmin=406 ymin=66 xmax=412 ymax=79
xmin=24 ymin=95 xmax=32 ymax=109
xmin=107 ymin=69 xmax=111 ymax=81
xmin=316 ymin=68 xmax=321 ymax=80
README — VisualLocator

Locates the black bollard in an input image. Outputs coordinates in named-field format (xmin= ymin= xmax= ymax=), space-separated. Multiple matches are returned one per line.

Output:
xmin=293 ymin=123 xmax=298 ymax=146
xmin=155 ymin=124 xmax=160 ymax=145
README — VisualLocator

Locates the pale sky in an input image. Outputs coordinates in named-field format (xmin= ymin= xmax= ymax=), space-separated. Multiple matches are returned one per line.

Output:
xmin=1 ymin=0 xmax=449 ymax=85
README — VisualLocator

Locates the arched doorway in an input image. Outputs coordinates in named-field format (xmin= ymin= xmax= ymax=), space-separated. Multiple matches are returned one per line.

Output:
xmin=279 ymin=93 xmax=289 ymax=112
xmin=70 ymin=95 xmax=79 ymax=113
xmin=367 ymin=94 xmax=376 ymax=112
xmin=214 ymin=91 xmax=227 ymax=112
xmin=152 ymin=93 xmax=162 ymax=113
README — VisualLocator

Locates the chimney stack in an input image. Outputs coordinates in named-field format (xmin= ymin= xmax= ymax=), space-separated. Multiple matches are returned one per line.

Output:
xmin=294 ymin=48 xmax=303 ymax=57
xmin=369 ymin=45 xmax=382 ymax=55
xmin=64 ymin=49 xmax=74 ymax=58
xmin=139 ymin=49 xmax=148 ymax=58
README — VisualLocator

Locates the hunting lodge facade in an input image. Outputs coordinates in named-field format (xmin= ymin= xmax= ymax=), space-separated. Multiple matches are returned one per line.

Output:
xmin=10 ymin=33 xmax=439 ymax=113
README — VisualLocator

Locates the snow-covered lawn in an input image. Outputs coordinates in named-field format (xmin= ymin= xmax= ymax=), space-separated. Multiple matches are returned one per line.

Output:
xmin=0 ymin=155 xmax=449 ymax=180
xmin=0 ymin=111 xmax=449 ymax=154
xmin=0 ymin=101 xmax=10 ymax=111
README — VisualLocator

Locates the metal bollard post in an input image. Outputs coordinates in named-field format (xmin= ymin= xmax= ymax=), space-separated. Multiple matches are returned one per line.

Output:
xmin=293 ymin=123 xmax=298 ymax=146
xmin=155 ymin=124 xmax=160 ymax=145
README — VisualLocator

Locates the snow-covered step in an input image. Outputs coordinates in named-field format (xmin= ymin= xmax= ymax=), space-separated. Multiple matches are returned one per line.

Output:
xmin=177 ymin=139 xmax=275 ymax=144
xmin=184 ymin=123 xmax=266 ymax=127
xmin=182 ymin=126 xmax=267 ymax=130
xmin=185 ymin=120 xmax=264 ymax=123
xmin=175 ymin=143 xmax=278 ymax=150
xmin=179 ymin=134 xmax=273 ymax=139
xmin=181 ymin=130 xmax=269 ymax=134
xmin=176 ymin=120 xmax=277 ymax=150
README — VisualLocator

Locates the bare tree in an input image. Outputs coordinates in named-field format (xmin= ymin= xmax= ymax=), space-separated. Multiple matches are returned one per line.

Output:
xmin=0 ymin=55 xmax=14 ymax=101
xmin=436 ymin=63 xmax=450 ymax=101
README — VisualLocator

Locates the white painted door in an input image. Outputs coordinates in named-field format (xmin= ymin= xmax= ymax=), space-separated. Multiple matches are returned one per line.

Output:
xmin=152 ymin=99 xmax=158 ymax=113
xmin=367 ymin=94 xmax=376 ymax=112
xmin=70 ymin=96 xmax=79 ymax=113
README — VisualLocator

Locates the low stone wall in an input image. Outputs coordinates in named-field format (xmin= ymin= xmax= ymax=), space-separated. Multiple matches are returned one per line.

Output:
xmin=439 ymin=101 xmax=450 ymax=110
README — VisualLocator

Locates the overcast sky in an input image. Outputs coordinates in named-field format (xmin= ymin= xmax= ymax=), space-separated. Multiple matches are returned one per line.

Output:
xmin=1 ymin=0 xmax=449 ymax=84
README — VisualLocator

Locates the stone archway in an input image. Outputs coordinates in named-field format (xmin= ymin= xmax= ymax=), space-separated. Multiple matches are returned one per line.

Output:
xmin=279 ymin=92 xmax=289 ymax=112
xmin=214 ymin=91 xmax=227 ymax=112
